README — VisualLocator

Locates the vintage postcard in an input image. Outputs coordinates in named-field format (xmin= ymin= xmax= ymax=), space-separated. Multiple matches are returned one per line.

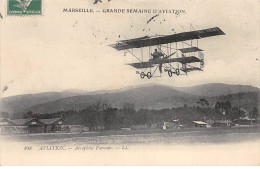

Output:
xmin=0 ymin=0 xmax=259 ymax=166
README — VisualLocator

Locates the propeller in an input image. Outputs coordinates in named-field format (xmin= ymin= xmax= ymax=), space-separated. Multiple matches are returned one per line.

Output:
xmin=159 ymin=52 xmax=176 ymax=73
xmin=164 ymin=52 xmax=176 ymax=59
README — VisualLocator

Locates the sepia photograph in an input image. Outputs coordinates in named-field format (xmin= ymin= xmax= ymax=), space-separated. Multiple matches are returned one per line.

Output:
xmin=0 ymin=0 xmax=259 ymax=166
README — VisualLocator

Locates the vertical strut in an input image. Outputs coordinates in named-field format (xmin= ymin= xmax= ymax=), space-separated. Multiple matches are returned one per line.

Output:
xmin=168 ymin=43 xmax=171 ymax=69
xmin=149 ymin=46 xmax=151 ymax=60
xmin=141 ymin=47 xmax=143 ymax=62
xmin=190 ymin=24 xmax=193 ymax=48
xmin=124 ymin=49 xmax=126 ymax=64
xmin=167 ymin=43 xmax=169 ymax=56
xmin=170 ymin=43 xmax=171 ymax=55
xmin=176 ymin=42 xmax=179 ymax=70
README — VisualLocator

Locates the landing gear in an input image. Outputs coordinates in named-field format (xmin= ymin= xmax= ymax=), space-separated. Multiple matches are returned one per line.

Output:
xmin=147 ymin=72 xmax=152 ymax=79
xmin=164 ymin=68 xmax=173 ymax=77
xmin=175 ymin=69 xmax=180 ymax=76
xmin=140 ymin=72 xmax=145 ymax=79
xmin=168 ymin=70 xmax=172 ymax=77
xmin=165 ymin=68 xmax=179 ymax=77
xmin=139 ymin=72 xmax=152 ymax=79
xmin=200 ymin=59 xmax=204 ymax=68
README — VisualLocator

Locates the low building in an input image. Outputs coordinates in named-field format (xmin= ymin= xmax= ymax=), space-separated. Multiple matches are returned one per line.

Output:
xmin=131 ymin=124 xmax=148 ymax=130
xmin=193 ymin=121 xmax=207 ymax=127
xmin=233 ymin=117 xmax=256 ymax=125
xmin=150 ymin=123 xmax=159 ymax=129
xmin=0 ymin=118 xmax=42 ymax=134
xmin=121 ymin=128 xmax=131 ymax=131
xmin=10 ymin=118 xmax=45 ymax=133
xmin=212 ymin=120 xmax=232 ymax=128
xmin=163 ymin=119 xmax=181 ymax=130
xmin=205 ymin=119 xmax=215 ymax=127
xmin=38 ymin=118 xmax=66 ymax=133
xmin=0 ymin=117 xmax=88 ymax=134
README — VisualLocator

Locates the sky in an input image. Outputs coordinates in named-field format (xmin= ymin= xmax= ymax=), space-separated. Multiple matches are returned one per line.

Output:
xmin=0 ymin=0 xmax=260 ymax=97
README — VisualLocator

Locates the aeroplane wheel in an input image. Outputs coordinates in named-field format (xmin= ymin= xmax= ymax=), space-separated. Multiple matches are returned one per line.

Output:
xmin=140 ymin=72 xmax=145 ymax=79
xmin=168 ymin=70 xmax=172 ymax=77
xmin=176 ymin=69 xmax=180 ymax=76
xmin=147 ymin=72 xmax=152 ymax=79
xmin=200 ymin=60 xmax=204 ymax=68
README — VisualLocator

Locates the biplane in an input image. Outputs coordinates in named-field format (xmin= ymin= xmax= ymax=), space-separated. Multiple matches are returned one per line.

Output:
xmin=110 ymin=27 xmax=225 ymax=79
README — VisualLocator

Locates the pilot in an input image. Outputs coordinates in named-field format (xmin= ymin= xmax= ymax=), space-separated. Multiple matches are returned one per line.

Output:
xmin=151 ymin=49 xmax=164 ymax=60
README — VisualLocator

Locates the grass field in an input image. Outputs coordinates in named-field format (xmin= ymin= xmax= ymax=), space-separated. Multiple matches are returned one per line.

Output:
xmin=1 ymin=126 xmax=260 ymax=165
xmin=1 ymin=126 xmax=260 ymax=145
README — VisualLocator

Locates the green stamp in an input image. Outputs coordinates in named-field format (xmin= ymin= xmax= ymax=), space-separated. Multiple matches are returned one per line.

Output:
xmin=7 ymin=0 xmax=42 ymax=16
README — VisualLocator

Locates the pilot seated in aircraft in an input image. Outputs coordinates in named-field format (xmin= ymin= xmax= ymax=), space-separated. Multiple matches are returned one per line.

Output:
xmin=151 ymin=49 xmax=164 ymax=60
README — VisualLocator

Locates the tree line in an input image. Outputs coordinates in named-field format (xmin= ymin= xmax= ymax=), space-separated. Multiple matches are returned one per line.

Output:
xmin=21 ymin=99 xmax=258 ymax=130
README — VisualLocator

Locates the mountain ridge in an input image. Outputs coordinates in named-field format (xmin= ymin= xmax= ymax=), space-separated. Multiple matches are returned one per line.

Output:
xmin=1 ymin=83 xmax=259 ymax=117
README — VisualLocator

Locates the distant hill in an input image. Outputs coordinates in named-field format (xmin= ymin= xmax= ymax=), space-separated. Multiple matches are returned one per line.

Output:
xmin=24 ymin=85 xmax=197 ymax=114
xmin=175 ymin=83 xmax=260 ymax=97
xmin=0 ymin=92 xmax=80 ymax=114
xmin=0 ymin=83 xmax=259 ymax=117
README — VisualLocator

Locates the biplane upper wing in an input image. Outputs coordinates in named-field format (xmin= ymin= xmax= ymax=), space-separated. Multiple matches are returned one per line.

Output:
xmin=110 ymin=27 xmax=225 ymax=51
xmin=128 ymin=56 xmax=201 ymax=69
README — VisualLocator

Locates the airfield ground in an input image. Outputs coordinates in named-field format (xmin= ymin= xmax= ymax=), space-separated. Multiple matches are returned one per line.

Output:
xmin=1 ymin=126 xmax=260 ymax=145
xmin=1 ymin=126 xmax=260 ymax=165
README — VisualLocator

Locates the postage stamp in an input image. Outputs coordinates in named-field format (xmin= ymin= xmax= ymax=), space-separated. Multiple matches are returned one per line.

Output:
xmin=7 ymin=0 xmax=42 ymax=16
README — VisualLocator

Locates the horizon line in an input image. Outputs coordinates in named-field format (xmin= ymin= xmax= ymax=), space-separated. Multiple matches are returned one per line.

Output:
xmin=1 ymin=82 xmax=259 ymax=99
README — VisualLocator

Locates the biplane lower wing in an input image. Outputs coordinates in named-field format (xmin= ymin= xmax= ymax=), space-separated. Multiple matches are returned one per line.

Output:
xmin=128 ymin=56 xmax=202 ymax=69
xmin=162 ymin=56 xmax=201 ymax=64
xmin=181 ymin=67 xmax=202 ymax=72
xmin=179 ymin=47 xmax=203 ymax=53
xmin=128 ymin=62 xmax=154 ymax=69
